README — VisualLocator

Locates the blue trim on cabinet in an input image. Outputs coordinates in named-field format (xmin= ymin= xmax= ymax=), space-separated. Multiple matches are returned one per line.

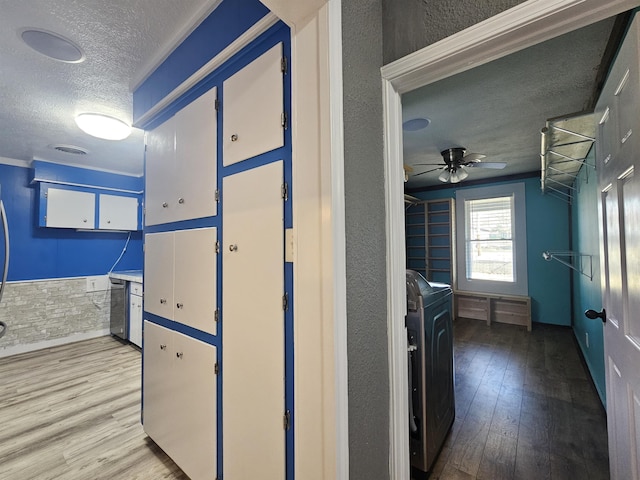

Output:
xmin=31 ymin=160 xmax=143 ymax=192
xmin=139 ymin=19 xmax=293 ymax=480
xmin=133 ymin=0 xmax=270 ymax=123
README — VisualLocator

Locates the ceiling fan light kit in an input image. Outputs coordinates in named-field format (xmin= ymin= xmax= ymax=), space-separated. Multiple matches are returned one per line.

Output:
xmin=410 ymin=147 xmax=506 ymax=184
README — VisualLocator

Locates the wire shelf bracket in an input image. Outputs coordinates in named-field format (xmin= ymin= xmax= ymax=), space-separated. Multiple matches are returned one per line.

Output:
xmin=542 ymin=251 xmax=593 ymax=280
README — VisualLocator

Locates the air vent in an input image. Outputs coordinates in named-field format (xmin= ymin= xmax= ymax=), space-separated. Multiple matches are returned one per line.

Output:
xmin=51 ymin=144 xmax=88 ymax=155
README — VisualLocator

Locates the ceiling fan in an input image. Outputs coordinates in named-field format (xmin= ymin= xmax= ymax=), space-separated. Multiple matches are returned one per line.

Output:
xmin=410 ymin=147 xmax=506 ymax=183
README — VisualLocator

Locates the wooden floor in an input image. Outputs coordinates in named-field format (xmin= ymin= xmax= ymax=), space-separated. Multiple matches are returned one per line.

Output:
xmin=0 ymin=320 xmax=608 ymax=480
xmin=430 ymin=318 xmax=609 ymax=480
xmin=0 ymin=337 xmax=186 ymax=480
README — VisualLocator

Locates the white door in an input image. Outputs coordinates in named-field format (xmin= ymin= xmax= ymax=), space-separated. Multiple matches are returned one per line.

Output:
xmin=145 ymin=115 xmax=176 ymax=226
xmin=174 ymin=227 xmax=217 ymax=335
xmin=144 ymin=232 xmax=174 ymax=320
xmin=175 ymin=87 xmax=218 ymax=220
xmin=223 ymin=44 xmax=284 ymax=166
xmin=223 ymin=161 xmax=284 ymax=479
xmin=45 ymin=188 xmax=95 ymax=229
xmin=595 ymin=16 xmax=640 ymax=480
xmin=99 ymin=194 xmax=138 ymax=230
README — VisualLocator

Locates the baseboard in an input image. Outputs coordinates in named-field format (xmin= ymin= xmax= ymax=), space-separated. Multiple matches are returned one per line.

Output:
xmin=0 ymin=329 xmax=110 ymax=358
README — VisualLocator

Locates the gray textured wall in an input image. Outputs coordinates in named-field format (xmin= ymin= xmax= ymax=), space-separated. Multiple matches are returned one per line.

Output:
xmin=342 ymin=0 xmax=390 ymax=478
xmin=382 ymin=0 xmax=528 ymax=63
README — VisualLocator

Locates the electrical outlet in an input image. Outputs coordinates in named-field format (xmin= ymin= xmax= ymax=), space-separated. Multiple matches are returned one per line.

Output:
xmin=585 ymin=332 xmax=589 ymax=348
xmin=86 ymin=275 xmax=109 ymax=293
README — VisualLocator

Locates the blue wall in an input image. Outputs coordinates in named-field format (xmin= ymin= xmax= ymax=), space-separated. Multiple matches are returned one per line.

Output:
xmin=0 ymin=163 xmax=142 ymax=281
xmin=571 ymin=149 xmax=605 ymax=405
xmin=411 ymin=174 xmax=572 ymax=325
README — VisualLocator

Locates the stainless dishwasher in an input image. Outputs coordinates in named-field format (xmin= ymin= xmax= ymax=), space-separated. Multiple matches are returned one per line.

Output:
xmin=110 ymin=278 xmax=127 ymax=340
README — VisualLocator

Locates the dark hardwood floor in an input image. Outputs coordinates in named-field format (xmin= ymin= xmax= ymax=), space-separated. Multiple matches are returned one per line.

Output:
xmin=430 ymin=318 xmax=609 ymax=480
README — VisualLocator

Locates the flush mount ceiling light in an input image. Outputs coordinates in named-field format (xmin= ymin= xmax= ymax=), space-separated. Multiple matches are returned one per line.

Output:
xmin=402 ymin=117 xmax=431 ymax=131
xmin=20 ymin=28 xmax=85 ymax=63
xmin=75 ymin=114 xmax=132 ymax=140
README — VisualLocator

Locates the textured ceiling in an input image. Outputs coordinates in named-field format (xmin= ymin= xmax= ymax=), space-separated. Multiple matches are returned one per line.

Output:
xmin=0 ymin=0 xmax=216 ymax=176
xmin=402 ymin=16 xmax=616 ymax=190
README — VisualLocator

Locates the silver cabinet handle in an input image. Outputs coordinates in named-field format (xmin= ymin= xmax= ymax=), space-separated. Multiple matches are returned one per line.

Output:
xmin=160 ymin=298 xmax=167 ymax=304
xmin=176 ymin=302 xmax=183 ymax=309
xmin=162 ymin=202 xmax=168 ymax=208
xmin=178 ymin=197 xmax=185 ymax=204
xmin=229 ymin=244 xmax=238 ymax=252
xmin=231 ymin=134 xmax=238 ymax=142
xmin=160 ymin=344 xmax=167 ymax=350
xmin=176 ymin=352 xmax=183 ymax=359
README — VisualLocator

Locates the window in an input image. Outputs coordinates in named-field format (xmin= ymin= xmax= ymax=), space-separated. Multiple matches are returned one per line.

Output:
xmin=465 ymin=196 xmax=514 ymax=282
xmin=455 ymin=183 xmax=528 ymax=296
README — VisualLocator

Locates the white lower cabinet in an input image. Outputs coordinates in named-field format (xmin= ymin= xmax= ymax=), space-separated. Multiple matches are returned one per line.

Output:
xmin=128 ymin=283 xmax=143 ymax=347
xmin=143 ymin=320 xmax=217 ymax=480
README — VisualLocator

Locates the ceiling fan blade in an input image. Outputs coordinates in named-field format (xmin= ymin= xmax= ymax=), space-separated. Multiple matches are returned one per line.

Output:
xmin=467 ymin=161 xmax=507 ymax=169
xmin=463 ymin=153 xmax=486 ymax=162
xmin=403 ymin=164 xmax=414 ymax=173
xmin=412 ymin=163 xmax=446 ymax=167
xmin=412 ymin=167 xmax=443 ymax=177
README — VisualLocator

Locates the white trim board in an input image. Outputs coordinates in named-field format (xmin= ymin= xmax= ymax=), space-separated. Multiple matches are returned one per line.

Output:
xmin=134 ymin=12 xmax=279 ymax=128
xmin=0 ymin=330 xmax=111 ymax=358
xmin=380 ymin=1 xmax=639 ymax=478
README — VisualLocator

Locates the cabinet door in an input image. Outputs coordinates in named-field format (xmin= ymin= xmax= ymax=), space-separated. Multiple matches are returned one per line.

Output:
xmin=171 ymin=332 xmax=217 ymax=480
xmin=128 ymin=293 xmax=143 ymax=347
xmin=223 ymin=161 xmax=284 ymax=479
xmin=144 ymin=232 xmax=174 ymax=320
xmin=142 ymin=321 xmax=173 ymax=453
xmin=99 ymin=194 xmax=139 ymax=230
xmin=223 ymin=44 xmax=284 ymax=166
xmin=175 ymin=87 xmax=218 ymax=221
xmin=174 ymin=227 xmax=217 ymax=335
xmin=145 ymin=115 xmax=176 ymax=226
xmin=46 ymin=187 xmax=95 ymax=229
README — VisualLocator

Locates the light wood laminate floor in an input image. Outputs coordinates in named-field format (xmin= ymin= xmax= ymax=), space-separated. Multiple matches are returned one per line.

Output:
xmin=430 ymin=318 xmax=609 ymax=480
xmin=0 ymin=337 xmax=186 ymax=480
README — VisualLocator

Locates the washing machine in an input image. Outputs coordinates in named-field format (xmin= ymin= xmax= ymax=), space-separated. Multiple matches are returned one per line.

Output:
xmin=406 ymin=269 xmax=455 ymax=478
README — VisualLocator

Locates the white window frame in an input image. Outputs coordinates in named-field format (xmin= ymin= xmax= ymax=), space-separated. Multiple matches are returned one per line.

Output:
xmin=455 ymin=183 xmax=528 ymax=296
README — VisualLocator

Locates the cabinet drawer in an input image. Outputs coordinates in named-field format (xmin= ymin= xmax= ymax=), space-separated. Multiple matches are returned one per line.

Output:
xmin=457 ymin=296 xmax=489 ymax=320
xmin=130 ymin=282 xmax=143 ymax=296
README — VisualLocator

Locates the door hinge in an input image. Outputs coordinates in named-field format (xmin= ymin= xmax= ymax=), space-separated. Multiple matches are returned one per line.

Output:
xmin=283 ymin=410 xmax=291 ymax=430
xmin=215 ymin=188 xmax=220 ymax=203
xmin=281 ymin=56 xmax=288 ymax=73
xmin=281 ymin=182 xmax=288 ymax=201
xmin=215 ymin=240 xmax=220 ymax=254
xmin=214 ymin=362 xmax=220 ymax=375
xmin=215 ymin=98 xmax=220 ymax=111
xmin=282 ymin=292 xmax=289 ymax=311
xmin=215 ymin=308 xmax=220 ymax=322
xmin=281 ymin=112 xmax=287 ymax=129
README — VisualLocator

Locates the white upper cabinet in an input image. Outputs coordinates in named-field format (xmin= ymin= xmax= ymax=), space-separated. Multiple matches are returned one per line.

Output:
xmin=145 ymin=87 xmax=217 ymax=226
xmin=175 ymin=87 xmax=218 ymax=221
xmin=146 ymin=116 xmax=177 ymax=226
xmin=223 ymin=43 xmax=284 ymax=166
xmin=99 ymin=194 xmax=138 ymax=230
xmin=45 ymin=188 xmax=95 ymax=229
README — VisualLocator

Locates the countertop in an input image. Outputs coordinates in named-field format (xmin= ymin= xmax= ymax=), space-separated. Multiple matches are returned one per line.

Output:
xmin=109 ymin=270 xmax=143 ymax=283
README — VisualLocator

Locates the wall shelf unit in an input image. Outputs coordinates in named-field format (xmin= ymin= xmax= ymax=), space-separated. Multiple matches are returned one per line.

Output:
xmin=405 ymin=198 xmax=454 ymax=285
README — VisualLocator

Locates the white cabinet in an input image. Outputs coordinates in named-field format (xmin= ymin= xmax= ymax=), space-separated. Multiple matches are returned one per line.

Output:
xmin=144 ymin=227 xmax=217 ymax=335
xmin=128 ymin=282 xmax=143 ymax=347
xmin=99 ymin=194 xmax=139 ymax=230
xmin=145 ymin=87 xmax=218 ymax=226
xmin=45 ymin=187 xmax=95 ymax=229
xmin=144 ymin=232 xmax=174 ymax=320
xmin=143 ymin=321 xmax=217 ymax=480
xmin=223 ymin=43 xmax=284 ymax=166
xmin=222 ymin=161 xmax=285 ymax=479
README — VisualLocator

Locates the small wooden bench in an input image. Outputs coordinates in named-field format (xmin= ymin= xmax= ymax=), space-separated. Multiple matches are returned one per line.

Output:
xmin=453 ymin=290 xmax=531 ymax=331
